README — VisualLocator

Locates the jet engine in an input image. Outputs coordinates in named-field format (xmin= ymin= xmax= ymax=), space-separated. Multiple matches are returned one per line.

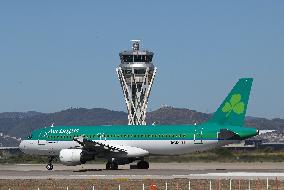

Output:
xmin=59 ymin=149 xmax=94 ymax=166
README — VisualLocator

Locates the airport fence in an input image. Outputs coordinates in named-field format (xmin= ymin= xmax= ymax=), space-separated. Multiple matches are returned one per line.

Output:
xmin=1 ymin=178 xmax=283 ymax=190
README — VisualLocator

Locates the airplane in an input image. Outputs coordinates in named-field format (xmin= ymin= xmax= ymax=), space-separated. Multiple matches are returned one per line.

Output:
xmin=19 ymin=78 xmax=258 ymax=170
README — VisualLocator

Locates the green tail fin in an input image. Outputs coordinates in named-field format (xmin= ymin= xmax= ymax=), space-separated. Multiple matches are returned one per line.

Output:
xmin=208 ymin=78 xmax=253 ymax=126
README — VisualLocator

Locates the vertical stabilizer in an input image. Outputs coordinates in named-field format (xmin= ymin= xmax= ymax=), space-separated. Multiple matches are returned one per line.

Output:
xmin=208 ymin=78 xmax=253 ymax=126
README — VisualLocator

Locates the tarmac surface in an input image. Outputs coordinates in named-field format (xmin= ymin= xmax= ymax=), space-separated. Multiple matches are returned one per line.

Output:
xmin=0 ymin=162 xmax=284 ymax=180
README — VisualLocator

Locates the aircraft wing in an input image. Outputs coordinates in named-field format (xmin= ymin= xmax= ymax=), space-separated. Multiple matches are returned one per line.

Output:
xmin=73 ymin=136 xmax=149 ymax=158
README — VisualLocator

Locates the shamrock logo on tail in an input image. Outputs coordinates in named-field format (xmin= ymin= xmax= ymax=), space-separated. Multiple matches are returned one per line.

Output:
xmin=222 ymin=94 xmax=245 ymax=117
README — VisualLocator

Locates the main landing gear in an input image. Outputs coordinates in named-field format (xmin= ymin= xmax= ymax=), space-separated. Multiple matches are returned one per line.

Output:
xmin=46 ymin=156 xmax=55 ymax=171
xmin=106 ymin=161 xmax=118 ymax=170
xmin=136 ymin=160 xmax=149 ymax=169
xmin=105 ymin=159 xmax=150 ymax=170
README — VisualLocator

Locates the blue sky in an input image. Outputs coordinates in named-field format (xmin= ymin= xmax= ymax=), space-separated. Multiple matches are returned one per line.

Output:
xmin=0 ymin=1 xmax=283 ymax=118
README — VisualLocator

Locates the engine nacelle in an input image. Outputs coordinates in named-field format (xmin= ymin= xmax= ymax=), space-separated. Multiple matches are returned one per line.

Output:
xmin=59 ymin=149 xmax=94 ymax=166
xmin=59 ymin=149 xmax=82 ymax=166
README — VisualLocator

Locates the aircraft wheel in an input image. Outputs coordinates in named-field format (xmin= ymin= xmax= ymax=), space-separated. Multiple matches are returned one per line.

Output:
xmin=106 ymin=161 xmax=118 ymax=170
xmin=137 ymin=161 xmax=149 ymax=169
xmin=106 ymin=161 xmax=111 ymax=170
xmin=46 ymin=163 xmax=53 ymax=171
xmin=111 ymin=162 xmax=118 ymax=170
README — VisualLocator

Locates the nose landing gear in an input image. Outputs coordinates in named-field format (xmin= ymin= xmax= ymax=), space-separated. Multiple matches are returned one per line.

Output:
xmin=46 ymin=156 xmax=55 ymax=170
xmin=46 ymin=163 xmax=53 ymax=170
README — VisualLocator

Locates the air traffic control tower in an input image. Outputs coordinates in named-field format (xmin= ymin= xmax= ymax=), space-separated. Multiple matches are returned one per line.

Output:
xmin=116 ymin=40 xmax=157 ymax=125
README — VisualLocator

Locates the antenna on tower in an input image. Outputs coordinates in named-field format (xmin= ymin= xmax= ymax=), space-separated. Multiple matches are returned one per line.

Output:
xmin=131 ymin=40 xmax=140 ymax=51
xmin=131 ymin=39 xmax=141 ymax=42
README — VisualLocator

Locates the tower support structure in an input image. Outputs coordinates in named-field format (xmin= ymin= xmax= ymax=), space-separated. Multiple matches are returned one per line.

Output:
xmin=116 ymin=40 xmax=157 ymax=125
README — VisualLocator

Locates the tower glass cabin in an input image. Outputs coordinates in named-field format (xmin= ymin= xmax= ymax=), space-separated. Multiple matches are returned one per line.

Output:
xmin=116 ymin=40 xmax=157 ymax=125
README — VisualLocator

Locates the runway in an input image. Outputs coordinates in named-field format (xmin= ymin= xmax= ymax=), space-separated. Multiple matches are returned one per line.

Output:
xmin=0 ymin=162 xmax=284 ymax=180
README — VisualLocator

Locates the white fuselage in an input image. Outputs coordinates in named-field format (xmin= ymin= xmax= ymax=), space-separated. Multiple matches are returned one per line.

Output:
xmin=19 ymin=139 xmax=234 ymax=156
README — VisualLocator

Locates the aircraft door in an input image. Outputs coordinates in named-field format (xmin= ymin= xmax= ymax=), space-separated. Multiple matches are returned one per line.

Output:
xmin=38 ymin=133 xmax=46 ymax=145
xmin=38 ymin=140 xmax=46 ymax=145
xmin=194 ymin=127 xmax=203 ymax=144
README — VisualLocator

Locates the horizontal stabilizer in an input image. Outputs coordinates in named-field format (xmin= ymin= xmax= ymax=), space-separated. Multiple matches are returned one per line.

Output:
xmin=218 ymin=129 xmax=241 ymax=140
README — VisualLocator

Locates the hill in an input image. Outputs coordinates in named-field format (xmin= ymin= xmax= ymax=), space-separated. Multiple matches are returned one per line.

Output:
xmin=0 ymin=108 xmax=127 ymax=139
xmin=0 ymin=111 xmax=42 ymax=119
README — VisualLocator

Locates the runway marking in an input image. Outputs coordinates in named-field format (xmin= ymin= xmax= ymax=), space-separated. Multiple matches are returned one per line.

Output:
xmin=69 ymin=175 xmax=182 ymax=179
xmin=17 ymin=164 xmax=42 ymax=166
xmin=189 ymin=172 xmax=284 ymax=177
xmin=69 ymin=172 xmax=284 ymax=179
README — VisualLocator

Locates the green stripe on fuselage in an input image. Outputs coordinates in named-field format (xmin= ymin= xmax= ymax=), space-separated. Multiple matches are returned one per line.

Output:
xmin=29 ymin=124 xmax=257 ymax=141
